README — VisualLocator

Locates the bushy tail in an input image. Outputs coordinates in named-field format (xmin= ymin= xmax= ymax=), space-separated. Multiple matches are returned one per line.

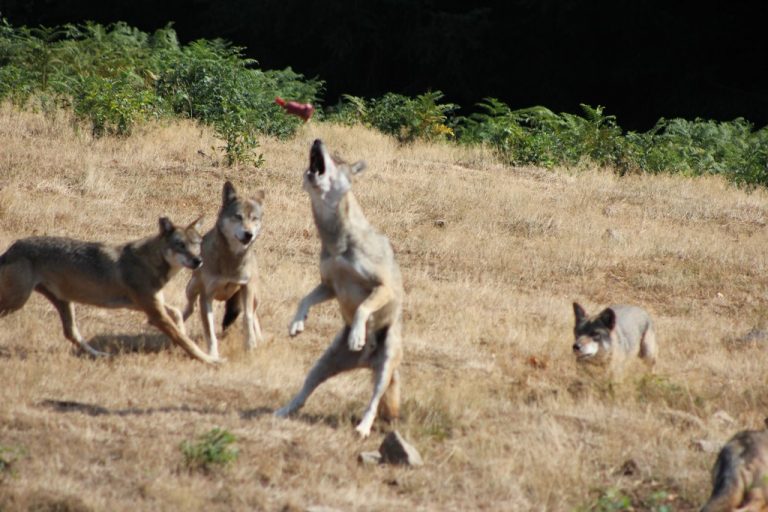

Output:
xmin=222 ymin=292 xmax=242 ymax=331
xmin=701 ymin=443 xmax=744 ymax=512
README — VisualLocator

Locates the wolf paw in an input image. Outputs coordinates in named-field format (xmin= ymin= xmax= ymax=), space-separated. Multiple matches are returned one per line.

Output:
xmin=348 ymin=324 xmax=366 ymax=352
xmin=288 ymin=318 xmax=305 ymax=337
xmin=354 ymin=420 xmax=373 ymax=439
xmin=274 ymin=406 xmax=293 ymax=418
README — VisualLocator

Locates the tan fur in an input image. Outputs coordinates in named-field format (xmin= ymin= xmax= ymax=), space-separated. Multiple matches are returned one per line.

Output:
xmin=701 ymin=424 xmax=768 ymax=512
xmin=183 ymin=181 xmax=265 ymax=358
xmin=276 ymin=139 xmax=404 ymax=438
xmin=0 ymin=217 xmax=220 ymax=364
xmin=572 ymin=302 xmax=657 ymax=377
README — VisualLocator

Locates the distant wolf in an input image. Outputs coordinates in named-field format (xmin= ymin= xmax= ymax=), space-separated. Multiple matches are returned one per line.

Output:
xmin=0 ymin=217 xmax=221 ymax=364
xmin=571 ymin=302 xmax=657 ymax=373
xmin=183 ymin=181 xmax=265 ymax=358
xmin=275 ymin=139 xmax=404 ymax=438
xmin=701 ymin=423 xmax=768 ymax=512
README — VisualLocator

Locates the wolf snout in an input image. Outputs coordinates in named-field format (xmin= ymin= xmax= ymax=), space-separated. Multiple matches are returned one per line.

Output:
xmin=572 ymin=343 xmax=581 ymax=353
xmin=309 ymin=140 xmax=325 ymax=175
xmin=190 ymin=256 xmax=203 ymax=269
xmin=240 ymin=231 xmax=254 ymax=244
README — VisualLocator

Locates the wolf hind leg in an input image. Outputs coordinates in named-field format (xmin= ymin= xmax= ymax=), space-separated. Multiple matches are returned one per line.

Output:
xmin=356 ymin=324 xmax=403 ymax=438
xmin=377 ymin=368 xmax=401 ymax=422
xmin=275 ymin=326 xmax=360 ymax=417
xmin=35 ymin=285 xmax=108 ymax=358
xmin=639 ymin=324 xmax=658 ymax=370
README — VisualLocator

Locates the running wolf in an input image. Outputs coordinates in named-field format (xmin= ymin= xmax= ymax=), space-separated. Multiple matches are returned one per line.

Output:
xmin=0 ymin=217 xmax=220 ymax=364
xmin=183 ymin=181 xmax=264 ymax=358
xmin=571 ymin=302 xmax=657 ymax=373
xmin=701 ymin=424 xmax=768 ymax=512
xmin=276 ymin=139 xmax=404 ymax=438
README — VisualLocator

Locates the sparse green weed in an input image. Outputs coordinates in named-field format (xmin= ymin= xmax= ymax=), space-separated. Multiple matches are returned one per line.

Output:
xmin=181 ymin=428 xmax=239 ymax=472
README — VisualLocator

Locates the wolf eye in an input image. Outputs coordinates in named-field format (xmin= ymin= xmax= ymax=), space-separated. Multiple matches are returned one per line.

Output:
xmin=234 ymin=214 xmax=244 ymax=221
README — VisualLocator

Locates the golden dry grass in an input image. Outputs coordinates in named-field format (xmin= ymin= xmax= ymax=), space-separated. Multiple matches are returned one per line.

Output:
xmin=1 ymin=104 xmax=768 ymax=511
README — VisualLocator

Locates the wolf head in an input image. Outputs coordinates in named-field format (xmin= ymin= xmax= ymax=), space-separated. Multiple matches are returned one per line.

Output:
xmin=217 ymin=181 xmax=265 ymax=254
xmin=303 ymin=139 xmax=366 ymax=208
xmin=159 ymin=216 xmax=204 ymax=270
xmin=571 ymin=302 xmax=615 ymax=363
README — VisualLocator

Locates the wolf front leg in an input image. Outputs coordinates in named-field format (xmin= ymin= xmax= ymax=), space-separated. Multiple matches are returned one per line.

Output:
xmin=348 ymin=284 xmax=394 ymax=351
xmin=288 ymin=283 xmax=335 ymax=336
xmin=198 ymin=292 xmax=220 ymax=359
xmin=36 ymin=285 xmax=109 ymax=358
xmin=241 ymin=285 xmax=262 ymax=350
xmin=138 ymin=293 xmax=222 ymax=364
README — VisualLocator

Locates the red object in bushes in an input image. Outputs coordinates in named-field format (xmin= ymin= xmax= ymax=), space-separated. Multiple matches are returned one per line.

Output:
xmin=275 ymin=96 xmax=315 ymax=122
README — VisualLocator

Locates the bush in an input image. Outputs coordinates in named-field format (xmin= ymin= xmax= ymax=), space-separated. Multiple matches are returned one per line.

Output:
xmin=72 ymin=72 xmax=165 ymax=136
xmin=0 ymin=18 xmax=324 ymax=166
xmin=328 ymin=90 xmax=457 ymax=143
xmin=180 ymin=427 xmax=238 ymax=472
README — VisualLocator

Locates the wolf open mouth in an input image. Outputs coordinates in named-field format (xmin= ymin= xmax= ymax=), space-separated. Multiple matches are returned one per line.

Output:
xmin=310 ymin=139 xmax=325 ymax=175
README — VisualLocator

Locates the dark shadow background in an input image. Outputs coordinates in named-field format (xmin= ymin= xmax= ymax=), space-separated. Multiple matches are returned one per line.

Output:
xmin=1 ymin=0 xmax=766 ymax=131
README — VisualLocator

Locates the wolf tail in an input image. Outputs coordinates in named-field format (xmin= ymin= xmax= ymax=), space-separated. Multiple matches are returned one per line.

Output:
xmin=222 ymin=292 xmax=242 ymax=331
xmin=700 ymin=442 xmax=744 ymax=512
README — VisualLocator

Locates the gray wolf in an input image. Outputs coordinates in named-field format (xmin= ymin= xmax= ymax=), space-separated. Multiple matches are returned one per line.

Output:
xmin=275 ymin=139 xmax=404 ymax=438
xmin=0 ymin=217 xmax=220 ymax=364
xmin=183 ymin=181 xmax=264 ymax=358
xmin=571 ymin=302 xmax=657 ymax=374
xmin=701 ymin=423 xmax=768 ymax=512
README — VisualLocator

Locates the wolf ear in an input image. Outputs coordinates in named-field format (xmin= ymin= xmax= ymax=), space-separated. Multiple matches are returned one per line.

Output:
xmin=350 ymin=160 xmax=367 ymax=176
xmin=159 ymin=217 xmax=174 ymax=235
xmin=222 ymin=181 xmax=237 ymax=205
xmin=187 ymin=215 xmax=204 ymax=234
xmin=253 ymin=190 xmax=265 ymax=203
xmin=573 ymin=302 xmax=587 ymax=325
xmin=598 ymin=308 xmax=617 ymax=330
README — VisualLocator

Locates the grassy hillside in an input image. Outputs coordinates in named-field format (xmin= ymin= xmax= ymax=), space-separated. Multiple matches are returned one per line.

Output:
xmin=1 ymin=105 xmax=768 ymax=511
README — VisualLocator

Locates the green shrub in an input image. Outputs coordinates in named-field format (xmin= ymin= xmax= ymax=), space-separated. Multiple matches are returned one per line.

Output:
xmin=329 ymin=90 xmax=457 ymax=143
xmin=0 ymin=18 xmax=323 ymax=165
xmin=180 ymin=427 xmax=238 ymax=472
xmin=72 ymin=72 xmax=165 ymax=136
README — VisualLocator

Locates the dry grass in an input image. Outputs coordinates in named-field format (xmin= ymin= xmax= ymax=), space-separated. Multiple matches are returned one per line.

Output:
xmin=1 ymin=103 xmax=768 ymax=511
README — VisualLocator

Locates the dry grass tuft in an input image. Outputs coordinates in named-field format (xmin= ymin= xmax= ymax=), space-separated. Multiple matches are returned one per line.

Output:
xmin=2 ymin=105 xmax=768 ymax=510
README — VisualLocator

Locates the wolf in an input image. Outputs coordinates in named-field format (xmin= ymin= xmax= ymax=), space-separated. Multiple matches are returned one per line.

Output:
xmin=182 ymin=181 xmax=264 ymax=358
xmin=701 ymin=424 xmax=768 ymax=512
xmin=275 ymin=139 xmax=404 ymax=438
xmin=0 ymin=217 xmax=221 ymax=364
xmin=571 ymin=302 xmax=657 ymax=374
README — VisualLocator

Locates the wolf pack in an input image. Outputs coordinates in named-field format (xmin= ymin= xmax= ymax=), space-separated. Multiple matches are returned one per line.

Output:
xmin=0 ymin=138 xmax=763 ymax=510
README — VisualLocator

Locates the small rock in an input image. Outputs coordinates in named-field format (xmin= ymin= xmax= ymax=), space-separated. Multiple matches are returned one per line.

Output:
xmin=692 ymin=439 xmax=721 ymax=453
xmin=379 ymin=431 xmax=423 ymax=467
xmin=711 ymin=410 xmax=736 ymax=426
xmin=357 ymin=451 xmax=382 ymax=466
xmin=602 ymin=228 xmax=624 ymax=242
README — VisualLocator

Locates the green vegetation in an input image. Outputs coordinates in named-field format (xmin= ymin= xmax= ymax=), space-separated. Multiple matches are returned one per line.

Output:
xmin=580 ymin=488 xmax=678 ymax=512
xmin=0 ymin=444 xmax=25 ymax=479
xmin=180 ymin=427 xmax=239 ymax=472
xmin=2 ymin=18 xmax=766 ymax=184
xmin=0 ymin=19 xmax=322 ymax=165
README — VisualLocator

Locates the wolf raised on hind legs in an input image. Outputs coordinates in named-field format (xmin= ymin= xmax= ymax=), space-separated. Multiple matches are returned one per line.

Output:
xmin=275 ymin=139 xmax=404 ymax=438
